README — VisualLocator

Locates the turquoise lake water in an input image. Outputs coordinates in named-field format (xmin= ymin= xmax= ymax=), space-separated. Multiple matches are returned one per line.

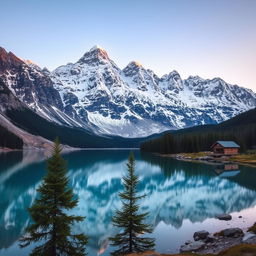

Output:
xmin=0 ymin=150 xmax=256 ymax=255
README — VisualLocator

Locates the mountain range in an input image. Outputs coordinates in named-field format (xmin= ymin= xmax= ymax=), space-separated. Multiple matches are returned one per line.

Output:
xmin=0 ymin=45 xmax=255 ymax=148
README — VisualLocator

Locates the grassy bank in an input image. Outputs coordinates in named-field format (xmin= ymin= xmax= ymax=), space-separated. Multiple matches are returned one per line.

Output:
xmin=160 ymin=152 xmax=256 ymax=166
xmin=230 ymin=154 xmax=256 ymax=166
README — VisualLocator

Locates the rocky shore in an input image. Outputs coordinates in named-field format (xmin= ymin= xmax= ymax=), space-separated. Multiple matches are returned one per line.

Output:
xmin=180 ymin=221 xmax=256 ymax=254
xmin=126 ymin=219 xmax=256 ymax=256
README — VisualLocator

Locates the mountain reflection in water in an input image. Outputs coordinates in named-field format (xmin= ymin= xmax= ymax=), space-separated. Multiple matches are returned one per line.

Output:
xmin=0 ymin=150 xmax=256 ymax=255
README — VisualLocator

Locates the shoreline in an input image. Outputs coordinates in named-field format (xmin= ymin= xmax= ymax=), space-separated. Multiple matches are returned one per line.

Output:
xmin=0 ymin=147 xmax=140 ymax=155
xmin=179 ymin=223 xmax=256 ymax=255
xmin=127 ymin=221 xmax=256 ymax=255
xmin=0 ymin=147 xmax=22 ymax=153
xmin=157 ymin=152 xmax=256 ymax=168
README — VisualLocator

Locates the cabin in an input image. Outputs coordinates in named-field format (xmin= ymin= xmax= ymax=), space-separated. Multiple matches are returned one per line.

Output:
xmin=211 ymin=141 xmax=240 ymax=155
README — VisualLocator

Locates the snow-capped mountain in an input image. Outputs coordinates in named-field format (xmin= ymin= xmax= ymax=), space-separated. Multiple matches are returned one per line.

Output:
xmin=0 ymin=47 xmax=89 ymax=129
xmin=51 ymin=46 xmax=256 ymax=137
xmin=1 ymin=45 xmax=256 ymax=138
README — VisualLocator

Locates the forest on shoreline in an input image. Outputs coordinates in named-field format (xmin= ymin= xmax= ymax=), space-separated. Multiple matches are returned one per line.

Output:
xmin=140 ymin=108 xmax=256 ymax=154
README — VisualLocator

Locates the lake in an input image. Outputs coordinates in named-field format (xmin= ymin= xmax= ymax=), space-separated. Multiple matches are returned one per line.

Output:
xmin=1 ymin=150 xmax=256 ymax=255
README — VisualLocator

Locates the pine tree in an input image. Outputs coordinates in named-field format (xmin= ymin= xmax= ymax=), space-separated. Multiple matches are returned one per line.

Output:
xmin=110 ymin=152 xmax=155 ymax=255
xmin=19 ymin=139 xmax=88 ymax=256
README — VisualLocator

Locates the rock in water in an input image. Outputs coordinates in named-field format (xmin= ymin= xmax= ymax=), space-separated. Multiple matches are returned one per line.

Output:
xmin=242 ymin=232 xmax=256 ymax=242
xmin=180 ymin=241 xmax=205 ymax=252
xmin=216 ymin=214 xmax=232 ymax=221
xmin=205 ymin=235 xmax=216 ymax=243
xmin=222 ymin=228 xmax=244 ymax=237
xmin=193 ymin=230 xmax=210 ymax=241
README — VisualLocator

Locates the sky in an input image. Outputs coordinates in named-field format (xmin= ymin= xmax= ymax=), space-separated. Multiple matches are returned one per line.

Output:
xmin=1 ymin=0 xmax=256 ymax=91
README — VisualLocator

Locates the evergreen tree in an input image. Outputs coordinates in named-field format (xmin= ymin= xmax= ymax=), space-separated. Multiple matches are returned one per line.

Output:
xmin=110 ymin=152 xmax=155 ymax=255
xmin=19 ymin=139 xmax=87 ymax=256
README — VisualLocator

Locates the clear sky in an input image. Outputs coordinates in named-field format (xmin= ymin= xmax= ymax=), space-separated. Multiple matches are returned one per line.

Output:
xmin=1 ymin=0 xmax=255 ymax=91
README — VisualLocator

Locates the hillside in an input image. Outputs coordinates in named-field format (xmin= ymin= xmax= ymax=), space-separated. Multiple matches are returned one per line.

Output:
xmin=0 ymin=78 xmax=144 ymax=149
xmin=140 ymin=108 xmax=256 ymax=153
xmin=5 ymin=107 xmax=143 ymax=148
xmin=0 ymin=124 xmax=23 ymax=149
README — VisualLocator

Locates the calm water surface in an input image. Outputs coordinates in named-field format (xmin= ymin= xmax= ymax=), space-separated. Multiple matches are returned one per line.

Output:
xmin=0 ymin=150 xmax=256 ymax=255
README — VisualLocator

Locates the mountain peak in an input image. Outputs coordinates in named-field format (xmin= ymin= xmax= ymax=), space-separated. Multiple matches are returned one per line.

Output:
xmin=169 ymin=70 xmax=180 ymax=75
xmin=0 ymin=46 xmax=7 ymax=55
xmin=0 ymin=47 xmax=24 ymax=69
xmin=130 ymin=61 xmax=142 ymax=67
xmin=163 ymin=70 xmax=181 ymax=79
xmin=89 ymin=45 xmax=106 ymax=52
xmin=186 ymin=75 xmax=204 ymax=82
xmin=78 ymin=45 xmax=109 ymax=64
xmin=123 ymin=61 xmax=143 ymax=72
xmin=23 ymin=59 xmax=40 ymax=68
xmin=23 ymin=59 xmax=37 ymax=65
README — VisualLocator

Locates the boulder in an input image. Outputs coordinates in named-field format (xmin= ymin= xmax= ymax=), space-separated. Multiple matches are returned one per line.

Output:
xmin=180 ymin=241 xmax=205 ymax=252
xmin=222 ymin=228 xmax=244 ymax=238
xmin=205 ymin=235 xmax=216 ymax=243
xmin=245 ymin=236 xmax=256 ymax=244
xmin=216 ymin=214 xmax=232 ymax=221
xmin=193 ymin=230 xmax=210 ymax=241
xmin=243 ymin=232 xmax=256 ymax=242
